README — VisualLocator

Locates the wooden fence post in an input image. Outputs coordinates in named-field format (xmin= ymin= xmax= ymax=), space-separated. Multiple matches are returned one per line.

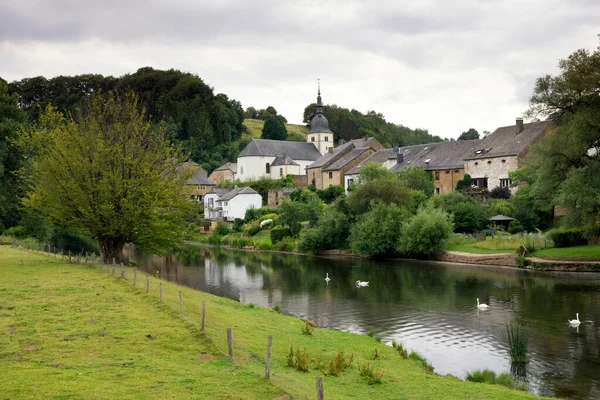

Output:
xmin=160 ymin=282 xmax=163 ymax=302
xmin=120 ymin=263 xmax=124 ymax=278
xmin=179 ymin=291 xmax=183 ymax=314
xmin=316 ymin=376 xmax=324 ymax=400
xmin=133 ymin=268 xmax=137 ymax=286
xmin=227 ymin=328 xmax=233 ymax=360
xmin=201 ymin=301 xmax=206 ymax=332
xmin=265 ymin=335 xmax=273 ymax=379
xmin=68 ymin=250 xmax=72 ymax=263
xmin=146 ymin=271 xmax=149 ymax=293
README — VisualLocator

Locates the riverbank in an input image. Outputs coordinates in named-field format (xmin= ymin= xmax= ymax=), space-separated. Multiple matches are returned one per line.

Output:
xmin=0 ymin=246 xmax=546 ymax=399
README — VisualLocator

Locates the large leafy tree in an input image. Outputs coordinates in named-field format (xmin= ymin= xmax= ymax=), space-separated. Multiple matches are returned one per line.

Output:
xmin=522 ymin=38 xmax=600 ymax=226
xmin=0 ymin=79 xmax=27 ymax=231
xmin=458 ymin=128 xmax=479 ymax=141
xmin=346 ymin=178 xmax=413 ymax=215
xmin=261 ymin=116 xmax=287 ymax=140
xmin=20 ymin=92 xmax=193 ymax=262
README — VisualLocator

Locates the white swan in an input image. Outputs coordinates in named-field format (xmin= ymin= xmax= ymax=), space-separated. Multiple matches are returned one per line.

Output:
xmin=568 ymin=313 xmax=581 ymax=326
xmin=325 ymin=273 xmax=331 ymax=283
xmin=477 ymin=298 xmax=489 ymax=310
xmin=356 ymin=280 xmax=369 ymax=287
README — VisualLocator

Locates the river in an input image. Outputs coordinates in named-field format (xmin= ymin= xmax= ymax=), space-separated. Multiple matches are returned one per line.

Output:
xmin=129 ymin=245 xmax=600 ymax=399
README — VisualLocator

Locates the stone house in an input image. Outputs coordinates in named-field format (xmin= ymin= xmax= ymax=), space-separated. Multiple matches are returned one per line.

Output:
xmin=344 ymin=147 xmax=403 ymax=191
xmin=464 ymin=119 xmax=556 ymax=193
xmin=267 ymin=188 xmax=294 ymax=206
xmin=180 ymin=161 xmax=216 ymax=202
xmin=209 ymin=162 xmax=237 ymax=182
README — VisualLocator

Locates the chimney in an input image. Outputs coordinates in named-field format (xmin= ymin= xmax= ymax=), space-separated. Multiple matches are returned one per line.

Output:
xmin=397 ymin=153 xmax=404 ymax=164
xmin=516 ymin=117 xmax=524 ymax=134
xmin=392 ymin=143 xmax=399 ymax=153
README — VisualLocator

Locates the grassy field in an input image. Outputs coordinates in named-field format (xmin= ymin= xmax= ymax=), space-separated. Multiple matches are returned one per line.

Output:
xmin=532 ymin=245 xmax=600 ymax=261
xmin=243 ymin=118 xmax=309 ymax=140
xmin=0 ymin=246 xmax=548 ymax=399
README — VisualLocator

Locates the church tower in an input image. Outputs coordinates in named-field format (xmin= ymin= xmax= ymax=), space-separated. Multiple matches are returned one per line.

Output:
xmin=306 ymin=82 xmax=334 ymax=155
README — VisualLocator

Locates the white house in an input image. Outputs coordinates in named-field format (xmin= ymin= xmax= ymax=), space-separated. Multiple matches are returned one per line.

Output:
xmin=204 ymin=187 xmax=262 ymax=221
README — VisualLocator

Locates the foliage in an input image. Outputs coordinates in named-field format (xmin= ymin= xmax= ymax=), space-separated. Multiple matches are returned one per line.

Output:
xmin=327 ymin=350 xmax=353 ymax=376
xmin=50 ymin=228 xmax=99 ymax=254
xmin=349 ymin=203 xmax=408 ymax=257
xmin=446 ymin=201 xmax=488 ymax=233
xmin=315 ymin=185 xmax=345 ymax=204
xmin=2 ymin=225 xmax=27 ymax=239
xmin=489 ymin=186 xmax=511 ymax=199
xmin=298 ymin=207 xmax=350 ymax=253
xmin=508 ymin=219 xmax=524 ymax=234
xmin=398 ymin=202 xmax=453 ymax=257
xmin=232 ymin=218 xmax=244 ymax=232
xmin=357 ymin=362 xmax=384 ymax=385
xmin=507 ymin=324 xmax=529 ymax=363
xmin=0 ymin=80 xmax=27 ymax=231
xmin=397 ymin=167 xmax=434 ymax=197
xmin=455 ymin=174 xmax=472 ymax=191
xmin=513 ymin=204 xmax=540 ymax=232
xmin=466 ymin=369 xmax=527 ymax=391
xmin=487 ymin=199 xmax=515 ymax=219
xmin=270 ymin=227 xmax=292 ymax=243
xmin=301 ymin=321 xmax=314 ymax=336
xmin=408 ymin=351 xmax=434 ymax=374
xmin=220 ymin=176 xmax=294 ymax=205
xmin=347 ymin=178 xmax=412 ymax=215
xmin=19 ymin=92 xmax=193 ymax=262
xmin=214 ymin=221 xmax=231 ymax=236
xmin=279 ymin=192 xmax=323 ymax=236
xmin=261 ymin=116 xmax=287 ymax=140
xmin=548 ymin=227 xmax=590 ymax=248
xmin=458 ymin=128 xmax=479 ymax=141
xmin=356 ymin=162 xmax=397 ymax=184
xmin=287 ymin=347 xmax=310 ymax=372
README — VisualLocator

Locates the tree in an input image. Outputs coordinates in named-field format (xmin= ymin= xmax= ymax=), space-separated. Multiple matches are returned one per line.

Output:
xmin=455 ymin=174 xmax=473 ymax=191
xmin=261 ymin=116 xmax=287 ymax=140
xmin=489 ymin=186 xmax=511 ymax=199
xmin=0 ymin=80 xmax=27 ymax=231
xmin=356 ymin=162 xmax=396 ymax=184
xmin=349 ymin=203 xmax=408 ymax=257
xmin=298 ymin=207 xmax=350 ymax=253
xmin=458 ymin=128 xmax=479 ymax=141
xmin=346 ymin=178 xmax=413 ymax=215
xmin=20 ymin=92 xmax=193 ymax=262
xmin=397 ymin=167 xmax=434 ymax=196
xmin=398 ymin=202 xmax=453 ymax=257
xmin=523 ymin=39 xmax=600 ymax=226
xmin=244 ymin=106 xmax=258 ymax=119
xmin=441 ymin=191 xmax=488 ymax=232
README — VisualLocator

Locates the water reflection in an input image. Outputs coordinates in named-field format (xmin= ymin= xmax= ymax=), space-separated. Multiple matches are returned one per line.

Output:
xmin=128 ymin=245 xmax=600 ymax=399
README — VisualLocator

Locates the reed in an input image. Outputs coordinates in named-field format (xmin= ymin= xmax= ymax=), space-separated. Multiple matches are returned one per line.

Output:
xmin=507 ymin=324 xmax=529 ymax=363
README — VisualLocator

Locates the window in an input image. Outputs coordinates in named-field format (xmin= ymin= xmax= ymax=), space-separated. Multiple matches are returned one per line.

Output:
xmin=224 ymin=201 xmax=228 ymax=206
xmin=265 ymin=163 xmax=270 ymax=173
xmin=324 ymin=136 xmax=328 ymax=141
xmin=208 ymin=198 xmax=214 ymax=207
xmin=348 ymin=178 xmax=354 ymax=185
xmin=311 ymin=137 xmax=315 ymax=142
xmin=328 ymin=172 xmax=333 ymax=179
xmin=500 ymin=178 xmax=512 ymax=188
xmin=474 ymin=162 xmax=479 ymax=166
xmin=501 ymin=159 xmax=506 ymax=163
xmin=454 ymin=170 xmax=459 ymax=173
xmin=487 ymin=160 xmax=492 ymax=164
xmin=445 ymin=171 xmax=450 ymax=174
xmin=436 ymin=188 xmax=440 ymax=195
xmin=279 ymin=168 xmax=283 ymax=177
xmin=435 ymin=171 xmax=440 ymax=180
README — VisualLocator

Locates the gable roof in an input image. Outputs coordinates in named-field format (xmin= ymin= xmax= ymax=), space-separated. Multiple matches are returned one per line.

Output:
xmin=391 ymin=139 xmax=482 ymax=172
xmin=464 ymin=120 xmax=556 ymax=160
xmin=238 ymin=139 xmax=322 ymax=161
xmin=271 ymin=154 xmax=300 ymax=166
xmin=323 ymin=147 xmax=372 ymax=172
xmin=307 ymin=137 xmax=382 ymax=169
xmin=213 ymin=162 xmax=237 ymax=172
xmin=206 ymin=188 xmax=233 ymax=197
xmin=346 ymin=148 xmax=397 ymax=175
xmin=217 ymin=186 xmax=260 ymax=201
xmin=188 ymin=172 xmax=216 ymax=186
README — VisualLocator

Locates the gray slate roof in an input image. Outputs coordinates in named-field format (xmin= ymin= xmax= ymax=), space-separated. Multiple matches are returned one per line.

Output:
xmin=271 ymin=154 xmax=299 ymax=166
xmin=213 ymin=162 xmax=237 ymax=172
xmin=188 ymin=172 xmax=216 ymax=186
xmin=323 ymin=147 xmax=372 ymax=172
xmin=346 ymin=148 xmax=397 ymax=175
xmin=206 ymin=188 xmax=233 ymax=197
xmin=391 ymin=139 xmax=482 ymax=172
xmin=307 ymin=138 xmax=381 ymax=169
xmin=239 ymin=139 xmax=321 ymax=161
xmin=464 ymin=120 xmax=556 ymax=160
xmin=217 ymin=186 xmax=260 ymax=201
xmin=490 ymin=215 xmax=515 ymax=221
xmin=179 ymin=161 xmax=214 ymax=185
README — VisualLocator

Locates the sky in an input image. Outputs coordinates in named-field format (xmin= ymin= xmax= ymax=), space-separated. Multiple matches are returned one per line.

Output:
xmin=1 ymin=0 xmax=599 ymax=139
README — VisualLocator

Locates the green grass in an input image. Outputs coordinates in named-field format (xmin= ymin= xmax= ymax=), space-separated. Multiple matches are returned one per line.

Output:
xmin=0 ymin=246 xmax=548 ymax=399
xmin=532 ymin=244 xmax=600 ymax=261
xmin=466 ymin=369 xmax=527 ymax=391
xmin=447 ymin=243 xmax=516 ymax=254
xmin=447 ymin=234 xmax=546 ymax=254
xmin=243 ymin=119 xmax=308 ymax=140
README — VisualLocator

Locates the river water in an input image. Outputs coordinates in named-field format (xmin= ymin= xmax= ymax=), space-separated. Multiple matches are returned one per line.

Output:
xmin=130 ymin=245 xmax=600 ymax=399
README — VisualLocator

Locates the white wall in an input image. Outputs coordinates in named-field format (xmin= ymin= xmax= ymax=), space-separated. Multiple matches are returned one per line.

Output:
xmin=307 ymin=133 xmax=334 ymax=155
xmin=464 ymin=156 xmax=519 ymax=193
xmin=269 ymin=164 xmax=301 ymax=179
xmin=204 ymin=192 xmax=221 ymax=219
xmin=344 ymin=173 xmax=358 ymax=192
xmin=237 ymin=156 xmax=276 ymax=181
xmin=226 ymin=194 xmax=262 ymax=221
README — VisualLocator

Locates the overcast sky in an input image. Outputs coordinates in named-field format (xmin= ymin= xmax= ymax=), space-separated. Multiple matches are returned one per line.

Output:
xmin=1 ymin=0 xmax=599 ymax=139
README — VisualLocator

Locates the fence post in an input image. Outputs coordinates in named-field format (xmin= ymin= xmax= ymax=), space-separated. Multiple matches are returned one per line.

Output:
xmin=179 ymin=291 xmax=184 ymax=314
xmin=160 ymin=282 xmax=163 ymax=302
xmin=201 ymin=301 xmax=206 ymax=332
xmin=265 ymin=335 xmax=273 ymax=379
xmin=133 ymin=268 xmax=137 ymax=286
xmin=227 ymin=328 xmax=233 ymax=360
xmin=68 ymin=250 xmax=72 ymax=263
xmin=146 ymin=271 xmax=149 ymax=293
xmin=120 ymin=263 xmax=124 ymax=278
xmin=316 ymin=376 xmax=324 ymax=400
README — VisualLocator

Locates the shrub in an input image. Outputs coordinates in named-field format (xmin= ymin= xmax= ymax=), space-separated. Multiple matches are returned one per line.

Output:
xmin=270 ymin=227 xmax=292 ymax=243
xmin=455 ymin=174 xmax=473 ymax=191
xmin=301 ymin=321 xmax=314 ymax=336
xmin=396 ymin=342 xmax=408 ymax=359
xmin=232 ymin=218 xmax=244 ymax=232
xmin=398 ymin=202 xmax=453 ymax=257
xmin=358 ymin=362 xmax=384 ymax=385
xmin=349 ymin=203 xmax=408 ymax=257
xmin=548 ymin=227 xmax=589 ymax=248
xmin=316 ymin=185 xmax=345 ymax=204
xmin=508 ymin=219 xmax=524 ymax=234
xmin=327 ymin=350 xmax=353 ymax=376
xmin=276 ymin=236 xmax=297 ymax=252
xmin=272 ymin=304 xmax=280 ymax=313
xmin=245 ymin=223 xmax=261 ymax=236
xmin=397 ymin=167 xmax=434 ymax=197
xmin=367 ymin=326 xmax=375 ymax=338
xmin=487 ymin=199 xmax=516 ymax=218
xmin=298 ymin=207 xmax=350 ymax=253
xmin=294 ymin=347 xmax=310 ymax=372
xmin=207 ymin=234 xmax=223 ymax=245
xmin=254 ymin=238 xmax=273 ymax=250
xmin=346 ymin=178 xmax=413 ymax=215
xmin=2 ymin=225 xmax=27 ymax=239
xmin=214 ymin=220 xmax=230 ymax=236
xmin=448 ymin=201 xmax=488 ymax=233
xmin=489 ymin=186 xmax=511 ymax=199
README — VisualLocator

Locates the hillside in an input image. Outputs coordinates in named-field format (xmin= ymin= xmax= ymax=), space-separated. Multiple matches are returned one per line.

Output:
xmin=243 ymin=118 xmax=309 ymax=141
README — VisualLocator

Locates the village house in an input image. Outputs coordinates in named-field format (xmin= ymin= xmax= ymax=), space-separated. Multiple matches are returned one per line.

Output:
xmin=464 ymin=118 xmax=556 ymax=193
xmin=203 ymin=186 xmax=262 ymax=221
xmin=180 ymin=162 xmax=216 ymax=202
xmin=209 ymin=162 xmax=237 ymax=182
xmin=344 ymin=147 xmax=403 ymax=191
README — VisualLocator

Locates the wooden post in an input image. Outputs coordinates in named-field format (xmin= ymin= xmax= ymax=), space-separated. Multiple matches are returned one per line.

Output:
xmin=201 ymin=301 xmax=206 ymax=332
xmin=265 ymin=335 xmax=273 ymax=379
xmin=160 ymin=282 xmax=163 ymax=302
xmin=227 ymin=328 xmax=233 ymax=360
xmin=68 ymin=250 xmax=72 ymax=263
xmin=120 ymin=263 xmax=124 ymax=278
xmin=316 ymin=376 xmax=324 ymax=400
xmin=179 ymin=290 xmax=183 ymax=314
xmin=146 ymin=271 xmax=149 ymax=293
xmin=133 ymin=268 xmax=137 ymax=286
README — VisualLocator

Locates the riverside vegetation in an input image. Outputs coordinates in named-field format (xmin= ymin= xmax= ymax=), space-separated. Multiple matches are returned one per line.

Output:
xmin=0 ymin=246 xmax=549 ymax=399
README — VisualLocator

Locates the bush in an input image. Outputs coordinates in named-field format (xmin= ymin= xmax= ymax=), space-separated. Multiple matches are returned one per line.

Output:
xmin=548 ymin=227 xmax=590 ymax=248
xmin=508 ymin=219 xmax=524 ymax=234
xmin=50 ymin=229 xmax=99 ymax=254
xmin=346 ymin=178 xmax=413 ymax=215
xmin=214 ymin=220 xmax=230 ymax=236
xmin=207 ymin=234 xmax=223 ymax=245
xmin=301 ymin=321 xmax=314 ymax=336
xmin=448 ymin=201 xmax=488 ymax=233
xmin=316 ymin=185 xmax=345 ymax=204
xmin=349 ymin=203 xmax=408 ymax=257
xmin=489 ymin=186 xmax=511 ymax=199
xmin=358 ymin=362 xmax=384 ymax=385
xmin=270 ymin=227 xmax=292 ymax=243
xmin=2 ymin=226 xmax=27 ymax=239
xmin=245 ymin=222 xmax=261 ymax=236
xmin=398 ymin=202 xmax=453 ymax=257
xmin=298 ymin=207 xmax=350 ymax=253
xmin=232 ymin=218 xmax=244 ymax=232
xmin=327 ymin=350 xmax=353 ymax=376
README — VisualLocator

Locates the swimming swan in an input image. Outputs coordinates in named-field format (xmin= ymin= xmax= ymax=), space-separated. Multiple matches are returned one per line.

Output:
xmin=568 ymin=313 xmax=581 ymax=326
xmin=325 ymin=273 xmax=331 ymax=283
xmin=356 ymin=280 xmax=369 ymax=287
xmin=477 ymin=298 xmax=489 ymax=310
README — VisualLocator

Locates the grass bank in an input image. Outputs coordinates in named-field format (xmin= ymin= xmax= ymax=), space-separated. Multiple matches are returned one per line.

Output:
xmin=0 ymin=246 xmax=548 ymax=399
xmin=531 ymin=245 xmax=600 ymax=261
xmin=243 ymin=118 xmax=308 ymax=140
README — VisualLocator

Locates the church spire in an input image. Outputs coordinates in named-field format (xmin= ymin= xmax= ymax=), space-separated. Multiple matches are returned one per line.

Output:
xmin=316 ymin=78 xmax=323 ymax=114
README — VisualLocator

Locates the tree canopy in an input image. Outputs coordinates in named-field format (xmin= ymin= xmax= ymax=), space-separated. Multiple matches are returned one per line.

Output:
xmin=20 ymin=92 xmax=193 ymax=262
xmin=458 ymin=128 xmax=479 ymax=141
xmin=261 ymin=116 xmax=287 ymax=140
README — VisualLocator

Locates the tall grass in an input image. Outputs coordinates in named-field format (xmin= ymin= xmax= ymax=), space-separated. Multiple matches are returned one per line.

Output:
xmin=507 ymin=324 xmax=528 ymax=363
xmin=466 ymin=369 xmax=527 ymax=391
